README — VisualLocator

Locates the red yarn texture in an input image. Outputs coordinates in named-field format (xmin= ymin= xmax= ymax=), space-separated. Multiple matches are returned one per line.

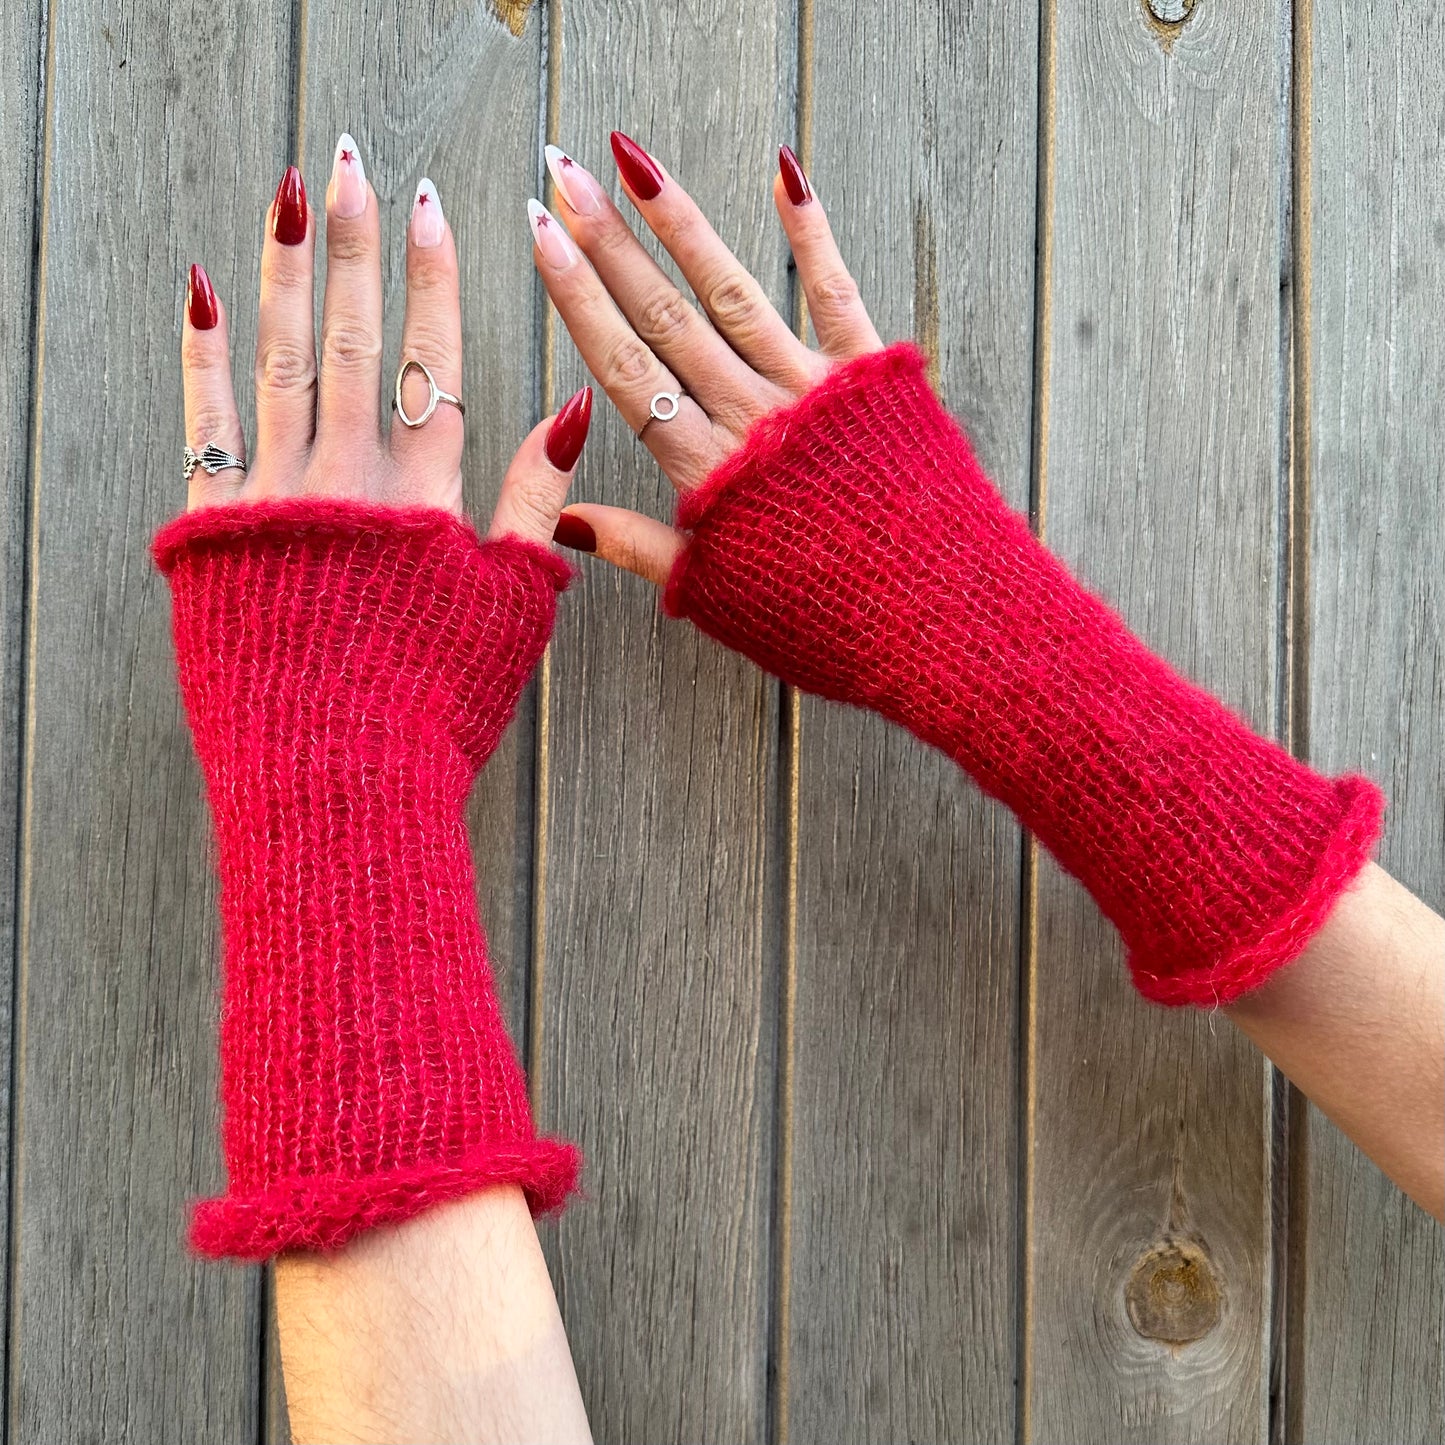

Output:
xmin=665 ymin=344 xmax=1384 ymax=1006
xmin=153 ymin=498 xmax=579 ymax=1260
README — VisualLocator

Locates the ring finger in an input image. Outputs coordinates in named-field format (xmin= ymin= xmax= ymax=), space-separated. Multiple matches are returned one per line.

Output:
xmin=253 ymin=164 xmax=317 ymax=476
xmin=181 ymin=264 xmax=247 ymax=511
xmin=527 ymin=198 xmax=726 ymax=493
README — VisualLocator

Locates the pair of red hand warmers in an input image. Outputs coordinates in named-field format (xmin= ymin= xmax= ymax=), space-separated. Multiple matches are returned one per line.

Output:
xmin=154 ymin=344 xmax=1381 ymax=1261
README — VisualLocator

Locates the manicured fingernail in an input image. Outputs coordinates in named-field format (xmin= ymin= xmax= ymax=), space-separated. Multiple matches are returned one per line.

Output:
xmin=609 ymin=130 xmax=663 ymax=201
xmin=187 ymin=263 xmax=219 ymax=330
xmin=527 ymin=198 xmax=579 ymax=269
xmin=331 ymin=133 xmax=367 ymax=219
xmin=544 ymin=144 xmax=605 ymax=217
xmin=412 ymin=178 xmax=445 ymax=247
xmin=272 ymin=165 xmax=307 ymax=245
xmin=553 ymin=511 xmax=597 ymax=554
xmin=545 ymin=387 xmax=593 ymax=472
xmin=779 ymin=144 xmax=813 ymax=206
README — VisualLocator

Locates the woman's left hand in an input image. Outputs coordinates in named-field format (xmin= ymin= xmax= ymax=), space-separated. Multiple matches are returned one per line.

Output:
xmin=531 ymin=134 xmax=883 ymax=580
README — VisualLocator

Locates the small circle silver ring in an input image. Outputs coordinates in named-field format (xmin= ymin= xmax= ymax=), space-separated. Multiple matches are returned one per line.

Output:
xmin=393 ymin=359 xmax=465 ymax=429
xmin=648 ymin=390 xmax=682 ymax=423
xmin=183 ymin=442 xmax=247 ymax=483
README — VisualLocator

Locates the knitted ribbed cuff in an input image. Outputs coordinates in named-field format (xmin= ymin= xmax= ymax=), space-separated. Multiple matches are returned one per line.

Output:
xmin=666 ymin=345 xmax=1383 ymax=1006
xmin=155 ymin=498 xmax=579 ymax=1259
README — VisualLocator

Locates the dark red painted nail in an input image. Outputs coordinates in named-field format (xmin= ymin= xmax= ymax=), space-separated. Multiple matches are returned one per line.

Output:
xmin=545 ymin=386 xmax=593 ymax=472
xmin=553 ymin=511 xmax=597 ymax=554
xmin=779 ymin=144 xmax=813 ymax=206
xmin=187 ymin=263 xmax=219 ymax=330
xmin=610 ymin=131 xmax=663 ymax=201
xmin=272 ymin=165 xmax=308 ymax=245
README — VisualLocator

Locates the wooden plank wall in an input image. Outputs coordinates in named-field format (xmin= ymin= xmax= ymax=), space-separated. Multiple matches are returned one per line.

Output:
xmin=3 ymin=2 xmax=1439 ymax=1442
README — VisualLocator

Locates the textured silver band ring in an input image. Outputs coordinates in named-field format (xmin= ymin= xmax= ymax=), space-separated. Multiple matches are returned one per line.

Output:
xmin=393 ymin=358 xmax=465 ymax=429
xmin=183 ymin=442 xmax=248 ymax=483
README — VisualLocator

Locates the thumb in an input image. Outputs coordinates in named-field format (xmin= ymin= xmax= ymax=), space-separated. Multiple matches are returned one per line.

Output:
xmin=487 ymin=386 xmax=592 ymax=544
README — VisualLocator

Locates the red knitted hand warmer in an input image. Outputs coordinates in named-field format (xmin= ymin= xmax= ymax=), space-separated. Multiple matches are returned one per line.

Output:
xmin=153 ymin=498 xmax=579 ymax=1260
xmin=664 ymin=345 xmax=1383 ymax=1006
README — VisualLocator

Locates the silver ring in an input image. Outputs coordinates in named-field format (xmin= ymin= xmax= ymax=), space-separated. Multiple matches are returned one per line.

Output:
xmin=183 ymin=443 xmax=247 ymax=482
xmin=393 ymin=359 xmax=465 ymax=429
xmin=648 ymin=389 xmax=682 ymax=423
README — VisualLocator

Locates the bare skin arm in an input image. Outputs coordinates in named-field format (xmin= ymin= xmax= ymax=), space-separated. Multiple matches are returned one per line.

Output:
xmin=276 ymin=1188 xmax=591 ymax=1445
xmin=1227 ymin=863 xmax=1444 ymax=1219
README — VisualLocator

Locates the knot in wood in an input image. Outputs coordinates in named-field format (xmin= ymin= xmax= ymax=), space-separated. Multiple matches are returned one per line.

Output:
xmin=1147 ymin=0 xmax=1196 ymax=22
xmin=1124 ymin=1239 xmax=1221 ymax=1345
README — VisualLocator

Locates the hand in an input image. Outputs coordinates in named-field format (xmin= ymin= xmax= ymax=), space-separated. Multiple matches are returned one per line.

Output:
xmin=531 ymin=134 xmax=882 ymax=580
xmin=181 ymin=135 xmax=592 ymax=541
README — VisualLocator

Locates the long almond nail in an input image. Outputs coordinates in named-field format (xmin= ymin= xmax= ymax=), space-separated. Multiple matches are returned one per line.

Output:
xmin=412 ymin=178 xmax=445 ymax=247
xmin=331 ymin=133 xmax=367 ymax=219
xmin=272 ymin=165 xmax=307 ymax=245
xmin=545 ymin=387 xmax=593 ymax=472
xmin=527 ymin=198 xmax=578 ymax=270
xmin=187 ymin=263 xmax=219 ymax=330
xmin=609 ymin=131 xmax=663 ymax=201
xmin=779 ymin=144 xmax=813 ymax=206
xmin=544 ymin=144 xmax=605 ymax=217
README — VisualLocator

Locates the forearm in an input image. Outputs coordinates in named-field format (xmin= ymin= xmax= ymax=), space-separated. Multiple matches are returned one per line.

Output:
xmin=1226 ymin=864 xmax=1445 ymax=1219
xmin=277 ymin=1185 xmax=590 ymax=1445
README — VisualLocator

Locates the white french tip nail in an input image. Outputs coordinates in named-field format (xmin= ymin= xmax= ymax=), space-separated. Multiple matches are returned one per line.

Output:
xmin=526 ymin=197 xmax=579 ymax=269
xmin=543 ymin=143 xmax=605 ymax=217
xmin=412 ymin=178 xmax=445 ymax=247
xmin=331 ymin=132 xmax=367 ymax=218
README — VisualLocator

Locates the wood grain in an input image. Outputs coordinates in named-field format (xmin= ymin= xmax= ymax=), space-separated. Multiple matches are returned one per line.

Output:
xmin=0 ymin=0 xmax=43 ymax=1422
xmin=1298 ymin=2 xmax=1444 ymax=1437
xmin=8 ymin=2 xmax=292 ymax=1439
xmin=536 ymin=3 xmax=792 ymax=1438
xmin=783 ymin=4 xmax=1038 ymax=1441
xmin=1027 ymin=4 xmax=1285 ymax=1438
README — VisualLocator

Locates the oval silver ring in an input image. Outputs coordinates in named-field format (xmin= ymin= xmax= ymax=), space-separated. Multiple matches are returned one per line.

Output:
xmin=648 ymin=389 xmax=682 ymax=423
xmin=393 ymin=358 xmax=465 ymax=429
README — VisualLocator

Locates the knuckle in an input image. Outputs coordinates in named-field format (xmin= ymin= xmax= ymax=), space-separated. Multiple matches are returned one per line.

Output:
xmin=327 ymin=225 xmax=375 ymax=267
xmin=181 ymin=326 xmax=220 ymax=371
xmin=649 ymin=206 xmax=697 ymax=252
xmin=188 ymin=407 xmax=236 ymax=447
xmin=811 ymin=268 xmax=862 ymax=318
xmin=635 ymin=289 xmax=695 ymax=348
xmin=321 ymin=323 xmax=383 ymax=372
xmin=407 ymin=245 xmax=456 ymax=293
xmin=604 ymin=333 xmax=659 ymax=388
xmin=254 ymin=340 xmax=317 ymax=396
xmin=508 ymin=472 xmax=562 ymax=531
xmin=705 ymin=273 xmax=762 ymax=331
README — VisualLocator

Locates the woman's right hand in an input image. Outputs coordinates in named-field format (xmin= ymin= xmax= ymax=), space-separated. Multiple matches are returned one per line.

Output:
xmin=531 ymin=134 xmax=882 ymax=580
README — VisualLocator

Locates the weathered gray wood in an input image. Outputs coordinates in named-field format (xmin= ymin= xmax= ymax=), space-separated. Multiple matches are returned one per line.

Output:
xmin=1300 ymin=3 xmax=1445 ymax=1438
xmin=9 ymin=3 xmax=293 ymax=1439
xmin=0 ymin=0 xmax=43 ymax=1428
xmin=1028 ymin=4 xmax=1285 ymax=1439
xmin=537 ymin=4 xmax=790 ymax=1438
xmin=784 ymin=5 xmax=1038 ymax=1441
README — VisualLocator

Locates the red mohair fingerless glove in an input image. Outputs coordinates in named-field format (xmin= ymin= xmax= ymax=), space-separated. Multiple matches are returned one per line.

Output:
xmin=664 ymin=344 xmax=1384 ymax=1007
xmin=153 ymin=498 xmax=579 ymax=1260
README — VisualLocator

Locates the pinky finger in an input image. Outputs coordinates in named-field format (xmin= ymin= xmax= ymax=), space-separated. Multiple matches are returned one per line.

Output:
xmin=772 ymin=153 xmax=882 ymax=360
xmin=181 ymin=264 xmax=248 ymax=510
xmin=551 ymin=502 xmax=683 ymax=589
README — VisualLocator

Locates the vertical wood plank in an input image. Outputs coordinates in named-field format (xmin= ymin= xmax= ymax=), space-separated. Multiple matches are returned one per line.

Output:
xmin=0 ymin=0 xmax=44 ymax=1426
xmin=786 ymin=4 xmax=1038 ymax=1441
xmin=1028 ymin=4 xmax=1285 ymax=1439
xmin=11 ymin=2 xmax=292 ymax=1438
xmin=1300 ymin=2 xmax=1445 ymax=1437
xmin=539 ymin=4 xmax=790 ymax=1438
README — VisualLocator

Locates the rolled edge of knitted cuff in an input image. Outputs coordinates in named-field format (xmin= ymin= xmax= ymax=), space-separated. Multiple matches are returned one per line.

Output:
xmin=151 ymin=496 xmax=575 ymax=593
xmin=661 ymin=340 xmax=930 ymax=619
xmin=1129 ymin=773 xmax=1386 ymax=1008
xmin=188 ymin=1135 xmax=582 ymax=1262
